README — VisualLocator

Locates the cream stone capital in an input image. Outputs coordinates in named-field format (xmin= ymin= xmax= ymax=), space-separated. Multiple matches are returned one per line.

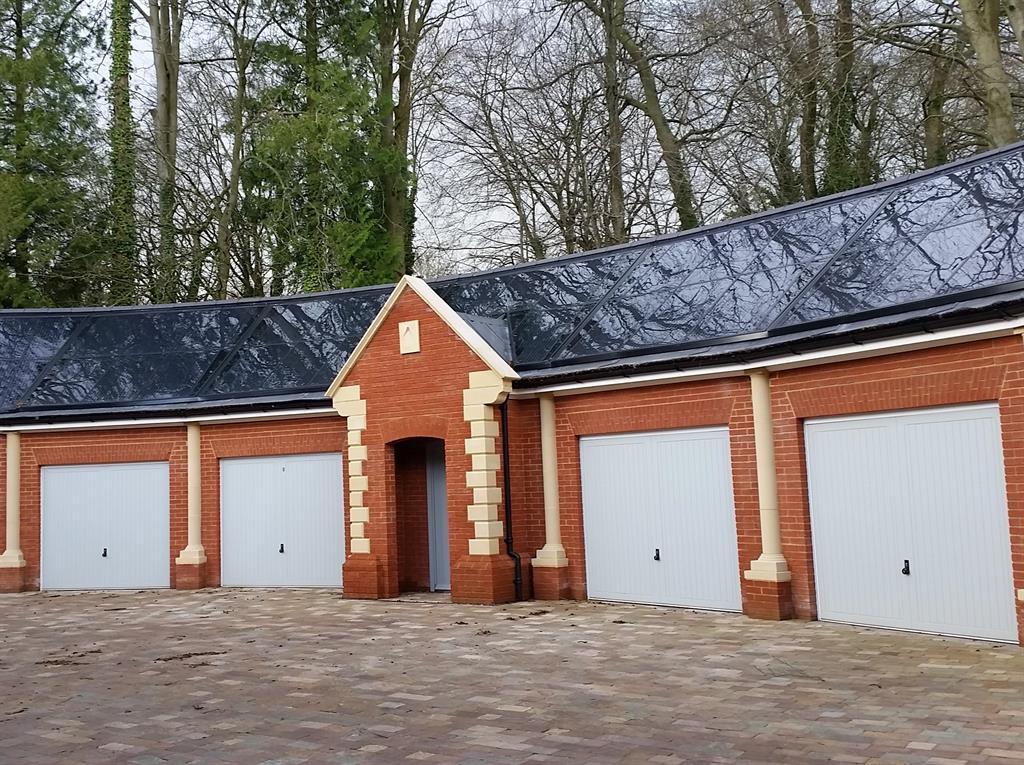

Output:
xmin=533 ymin=544 xmax=569 ymax=568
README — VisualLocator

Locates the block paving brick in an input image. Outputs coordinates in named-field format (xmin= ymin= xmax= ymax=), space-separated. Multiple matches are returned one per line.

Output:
xmin=0 ymin=589 xmax=1021 ymax=764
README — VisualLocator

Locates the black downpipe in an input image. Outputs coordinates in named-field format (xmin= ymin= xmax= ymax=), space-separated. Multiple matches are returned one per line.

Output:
xmin=499 ymin=400 xmax=523 ymax=601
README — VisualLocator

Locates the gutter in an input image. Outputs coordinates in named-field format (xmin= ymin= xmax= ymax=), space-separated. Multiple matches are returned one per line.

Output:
xmin=0 ymin=407 xmax=338 ymax=433
xmin=510 ymin=316 xmax=1024 ymax=398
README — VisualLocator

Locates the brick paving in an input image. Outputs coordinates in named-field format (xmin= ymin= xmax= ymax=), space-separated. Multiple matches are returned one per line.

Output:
xmin=0 ymin=590 xmax=1021 ymax=764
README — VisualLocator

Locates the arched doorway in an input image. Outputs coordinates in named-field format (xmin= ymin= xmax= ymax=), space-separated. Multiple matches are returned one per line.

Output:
xmin=393 ymin=438 xmax=450 ymax=592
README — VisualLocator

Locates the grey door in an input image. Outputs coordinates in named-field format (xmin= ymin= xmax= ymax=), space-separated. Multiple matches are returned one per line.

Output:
xmin=426 ymin=441 xmax=450 ymax=591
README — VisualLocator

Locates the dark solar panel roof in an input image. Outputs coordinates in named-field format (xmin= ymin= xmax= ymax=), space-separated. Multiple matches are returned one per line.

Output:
xmin=4 ymin=142 xmax=1024 ymax=421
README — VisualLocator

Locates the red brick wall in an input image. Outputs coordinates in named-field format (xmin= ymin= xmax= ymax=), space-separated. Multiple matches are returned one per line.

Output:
xmin=553 ymin=378 xmax=760 ymax=602
xmin=12 ymin=426 xmax=188 ymax=590
xmin=342 ymin=288 xmax=527 ymax=602
xmin=394 ymin=439 xmax=430 ymax=591
xmin=199 ymin=416 xmax=347 ymax=587
xmin=506 ymin=397 xmax=545 ymax=558
xmin=771 ymin=335 xmax=1024 ymax=644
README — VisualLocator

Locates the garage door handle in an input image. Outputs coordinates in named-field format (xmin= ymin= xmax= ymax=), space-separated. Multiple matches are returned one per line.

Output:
xmin=279 ymin=543 xmax=285 ymax=554
xmin=653 ymin=548 xmax=660 ymax=561
xmin=901 ymin=559 xmax=910 ymax=576
xmin=102 ymin=547 xmax=107 ymax=558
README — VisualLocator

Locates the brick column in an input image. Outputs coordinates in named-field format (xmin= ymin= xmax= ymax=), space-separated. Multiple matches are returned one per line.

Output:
xmin=452 ymin=370 xmax=516 ymax=604
xmin=742 ymin=370 xmax=794 ymax=620
xmin=336 ymin=385 xmax=389 ymax=597
xmin=533 ymin=395 xmax=571 ymax=599
xmin=0 ymin=432 xmax=27 ymax=592
xmin=174 ymin=423 xmax=207 ymax=589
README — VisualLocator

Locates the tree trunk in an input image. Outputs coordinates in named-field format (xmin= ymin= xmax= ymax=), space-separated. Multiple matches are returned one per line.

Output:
xmin=375 ymin=0 xmax=407 ymax=279
xmin=957 ymin=0 xmax=1018 ymax=146
xmin=10 ymin=0 xmax=30 ymax=285
xmin=110 ymin=0 xmax=137 ymax=304
xmin=602 ymin=0 xmax=626 ymax=243
xmin=214 ymin=32 xmax=248 ymax=299
xmin=821 ymin=0 xmax=856 ymax=195
xmin=147 ymin=0 xmax=184 ymax=302
xmin=923 ymin=47 xmax=952 ymax=167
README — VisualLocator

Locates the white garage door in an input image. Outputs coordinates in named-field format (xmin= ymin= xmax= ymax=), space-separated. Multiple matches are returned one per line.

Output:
xmin=220 ymin=453 xmax=345 ymax=587
xmin=41 ymin=462 xmax=170 ymax=590
xmin=806 ymin=404 xmax=1017 ymax=642
xmin=580 ymin=427 xmax=742 ymax=611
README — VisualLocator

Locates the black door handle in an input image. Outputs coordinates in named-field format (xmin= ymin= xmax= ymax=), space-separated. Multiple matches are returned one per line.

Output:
xmin=102 ymin=547 xmax=107 ymax=558
xmin=653 ymin=548 xmax=660 ymax=561
xmin=279 ymin=543 xmax=285 ymax=554
xmin=901 ymin=559 xmax=910 ymax=576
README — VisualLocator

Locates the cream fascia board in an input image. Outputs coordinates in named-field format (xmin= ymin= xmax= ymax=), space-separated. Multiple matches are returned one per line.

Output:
xmin=0 ymin=407 xmax=337 ymax=434
xmin=325 ymin=276 xmax=519 ymax=398
xmin=511 ymin=317 xmax=1024 ymax=398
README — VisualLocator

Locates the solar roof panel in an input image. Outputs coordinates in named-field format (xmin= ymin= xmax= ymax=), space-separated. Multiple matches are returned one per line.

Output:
xmin=2 ymin=143 xmax=1024 ymax=415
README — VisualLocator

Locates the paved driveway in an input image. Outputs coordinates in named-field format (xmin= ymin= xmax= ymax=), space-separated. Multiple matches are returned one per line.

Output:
xmin=0 ymin=590 xmax=1021 ymax=764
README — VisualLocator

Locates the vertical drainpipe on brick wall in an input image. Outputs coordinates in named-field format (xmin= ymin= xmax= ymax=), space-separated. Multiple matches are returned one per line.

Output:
xmin=499 ymin=401 xmax=522 ymax=601
xmin=0 ymin=432 xmax=25 ymax=569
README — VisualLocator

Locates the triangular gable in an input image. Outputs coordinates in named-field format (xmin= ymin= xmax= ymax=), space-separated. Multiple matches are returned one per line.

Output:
xmin=325 ymin=275 xmax=519 ymax=398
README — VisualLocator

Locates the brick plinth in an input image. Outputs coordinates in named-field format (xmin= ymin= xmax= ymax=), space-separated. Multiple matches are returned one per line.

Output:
xmin=451 ymin=554 xmax=516 ymax=604
xmin=533 ymin=565 xmax=572 ymax=601
xmin=343 ymin=555 xmax=396 ymax=599
xmin=0 ymin=566 xmax=28 ymax=593
xmin=742 ymin=579 xmax=795 ymax=621
xmin=174 ymin=563 xmax=207 ymax=590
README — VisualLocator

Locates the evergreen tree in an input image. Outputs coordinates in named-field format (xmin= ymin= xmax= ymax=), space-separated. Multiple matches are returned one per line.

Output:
xmin=108 ymin=0 xmax=137 ymax=304
xmin=244 ymin=0 xmax=393 ymax=292
xmin=0 ymin=0 xmax=104 ymax=307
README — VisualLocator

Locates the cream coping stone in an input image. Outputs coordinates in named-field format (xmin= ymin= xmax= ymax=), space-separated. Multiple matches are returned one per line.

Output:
xmin=464 ymin=437 xmax=495 ymax=455
xmin=468 ymin=504 xmax=499 ymax=521
xmin=474 ymin=520 xmax=504 ymax=539
xmin=350 ymin=507 xmax=369 ymax=524
xmin=465 ymin=470 xmax=496 ymax=488
xmin=469 ymin=538 xmax=499 ymax=556
xmin=472 ymin=453 xmax=500 ymax=471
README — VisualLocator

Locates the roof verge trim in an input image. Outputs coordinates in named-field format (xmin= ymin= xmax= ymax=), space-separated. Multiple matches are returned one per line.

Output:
xmin=325 ymin=275 xmax=519 ymax=398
